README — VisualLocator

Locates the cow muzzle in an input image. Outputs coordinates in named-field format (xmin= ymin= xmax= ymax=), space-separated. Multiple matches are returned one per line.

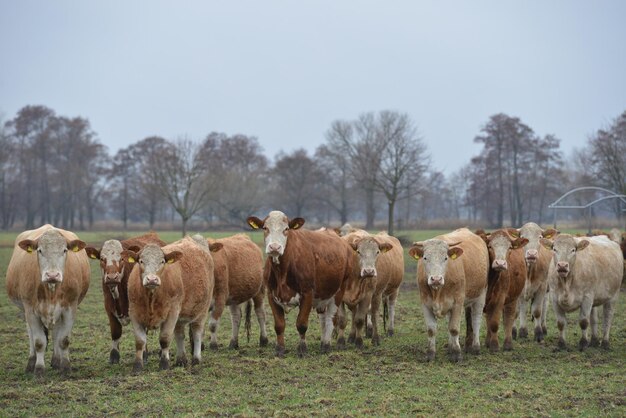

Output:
xmin=525 ymin=249 xmax=538 ymax=264
xmin=360 ymin=267 xmax=377 ymax=278
xmin=43 ymin=271 xmax=62 ymax=284
xmin=492 ymin=259 xmax=508 ymax=271
xmin=104 ymin=272 xmax=121 ymax=286
xmin=143 ymin=275 xmax=161 ymax=289
xmin=266 ymin=243 xmax=283 ymax=257
xmin=428 ymin=275 xmax=444 ymax=289
xmin=556 ymin=262 xmax=569 ymax=278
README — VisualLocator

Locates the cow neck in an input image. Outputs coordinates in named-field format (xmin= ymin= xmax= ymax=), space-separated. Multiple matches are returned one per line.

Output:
xmin=40 ymin=282 xmax=60 ymax=303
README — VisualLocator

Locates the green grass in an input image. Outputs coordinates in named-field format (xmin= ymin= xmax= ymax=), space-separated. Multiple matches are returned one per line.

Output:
xmin=0 ymin=230 xmax=624 ymax=416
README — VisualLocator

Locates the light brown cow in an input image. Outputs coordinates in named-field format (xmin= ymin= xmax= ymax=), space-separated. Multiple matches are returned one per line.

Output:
xmin=203 ymin=233 xmax=268 ymax=349
xmin=541 ymin=234 xmax=623 ymax=350
xmin=84 ymin=232 xmax=166 ymax=364
xmin=337 ymin=230 xmax=403 ymax=348
xmin=247 ymin=211 xmax=354 ymax=357
xmin=408 ymin=228 xmax=488 ymax=362
xmin=6 ymin=224 xmax=90 ymax=376
xmin=123 ymin=236 xmax=214 ymax=372
xmin=510 ymin=223 xmax=557 ymax=342
xmin=475 ymin=229 xmax=528 ymax=351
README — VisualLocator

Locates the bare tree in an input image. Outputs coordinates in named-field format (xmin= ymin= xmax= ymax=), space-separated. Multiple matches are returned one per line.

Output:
xmin=270 ymin=149 xmax=320 ymax=217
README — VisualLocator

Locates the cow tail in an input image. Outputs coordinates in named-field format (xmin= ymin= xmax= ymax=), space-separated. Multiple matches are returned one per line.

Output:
xmin=383 ymin=298 xmax=388 ymax=334
xmin=245 ymin=300 xmax=252 ymax=343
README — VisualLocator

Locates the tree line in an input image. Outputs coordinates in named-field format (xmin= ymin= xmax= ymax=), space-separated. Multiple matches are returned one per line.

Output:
xmin=1 ymin=105 xmax=624 ymax=234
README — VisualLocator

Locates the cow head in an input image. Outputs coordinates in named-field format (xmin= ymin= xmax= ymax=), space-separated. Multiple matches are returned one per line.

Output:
xmin=18 ymin=229 xmax=86 ymax=287
xmin=540 ymin=234 xmax=589 ymax=279
xmin=480 ymin=229 xmax=528 ymax=272
xmin=349 ymin=236 xmax=393 ymax=278
xmin=408 ymin=239 xmax=463 ymax=290
xmin=121 ymin=244 xmax=182 ymax=289
xmin=85 ymin=240 xmax=141 ymax=290
xmin=247 ymin=211 xmax=304 ymax=263
xmin=514 ymin=223 xmax=558 ymax=265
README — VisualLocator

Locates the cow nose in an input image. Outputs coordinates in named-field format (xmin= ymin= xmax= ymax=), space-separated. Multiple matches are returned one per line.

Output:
xmin=267 ymin=243 xmax=282 ymax=253
xmin=361 ymin=267 xmax=376 ymax=277
xmin=492 ymin=259 xmax=508 ymax=271
xmin=144 ymin=275 xmax=160 ymax=287
xmin=557 ymin=262 xmax=569 ymax=271
xmin=105 ymin=272 xmax=120 ymax=282
xmin=44 ymin=271 xmax=61 ymax=282
xmin=525 ymin=249 xmax=538 ymax=261
xmin=429 ymin=276 xmax=444 ymax=286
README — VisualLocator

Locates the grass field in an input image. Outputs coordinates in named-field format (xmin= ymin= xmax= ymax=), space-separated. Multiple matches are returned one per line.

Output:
xmin=0 ymin=230 xmax=624 ymax=416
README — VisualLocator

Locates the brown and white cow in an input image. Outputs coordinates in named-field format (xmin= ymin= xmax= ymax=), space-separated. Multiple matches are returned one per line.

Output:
xmin=510 ymin=223 xmax=557 ymax=342
xmin=6 ymin=224 xmax=90 ymax=376
xmin=337 ymin=230 xmax=403 ymax=348
xmin=202 ymin=233 xmax=268 ymax=349
xmin=408 ymin=228 xmax=489 ymax=362
xmin=84 ymin=232 xmax=166 ymax=364
xmin=123 ymin=236 xmax=214 ymax=372
xmin=247 ymin=211 xmax=353 ymax=357
xmin=476 ymin=229 xmax=528 ymax=351
xmin=541 ymin=234 xmax=623 ymax=350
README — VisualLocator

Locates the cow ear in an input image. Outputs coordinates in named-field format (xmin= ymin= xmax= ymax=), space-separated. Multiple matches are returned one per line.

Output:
xmin=84 ymin=247 xmax=101 ymax=260
xmin=67 ymin=239 xmax=86 ymax=253
xmin=511 ymin=237 xmax=529 ymax=249
xmin=542 ymin=228 xmax=558 ymax=239
xmin=209 ymin=243 xmax=223 ymax=253
xmin=507 ymin=228 xmax=520 ymax=238
xmin=448 ymin=247 xmax=464 ymax=260
xmin=289 ymin=218 xmax=305 ymax=230
xmin=127 ymin=245 xmax=141 ymax=253
xmin=247 ymin=216 xmax=264 ymax=230
xmin=408 ymin=245 xmax=423 ymax=260
xmin=539 ymin=238 xmax=553 ymax=250
xmin=350 ymin=241 xmax=359 ymax=252
xmin=333 ymin=228 xmax=342 ymax=236
xmin=379 ymin=243 xmax=393 ymax=253
xmin=18 ymin=239 xmax=38 ymax=253
xmin=576 ymin=240 xmax=590 ymax=252
xmin=121 ymin=250 xmax=138 ymax=264
xmin=165 ymin=250 xmax=183 ymax=264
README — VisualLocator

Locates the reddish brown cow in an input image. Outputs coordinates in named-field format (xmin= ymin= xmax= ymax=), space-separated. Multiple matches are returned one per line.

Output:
xmin=6 ymin=224 xmax=90 ymax=376
xmin=476 ymin=229 xmax=528 ymax=351
xmin=124 ymin=237 xmax=214 ymax=372
xmin=203 ymin=233 xmax=268 ymax=349
xmin=247 ymin=211 xmax=354 ymax=357
xmin=85 ymin=232 xmax=166 ymax=364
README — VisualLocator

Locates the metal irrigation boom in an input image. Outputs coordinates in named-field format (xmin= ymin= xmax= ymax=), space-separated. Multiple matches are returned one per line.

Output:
xmin=548 ymin=187 xmax=626 ymax=233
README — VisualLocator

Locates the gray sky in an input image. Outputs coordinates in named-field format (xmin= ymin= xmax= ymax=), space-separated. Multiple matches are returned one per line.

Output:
xmin=1 ymin=1 xmax=625 ymax=173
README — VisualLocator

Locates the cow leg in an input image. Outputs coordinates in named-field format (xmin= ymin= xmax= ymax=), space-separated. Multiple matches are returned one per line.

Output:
xmin=352 ymin=298 xmax=369 ymax=349
xmin=174 ymin=322 xmax=187 ymax=367
xmin=25 ymin=321 xmax=36 ymax=373
xmin=502 ymin=301 xmax=517 ymax=351
xmin=347 ymin=306 xmax=357 ymax=344
xmin=386 ymin=289 xmax=399 ymax=337
xmin=589 ymin=307 xmax=600 ymax=347
xmin=447 ymin=303 xmax=463 ymax=362
xmin=336 ymin=303 xmax=347 ymax=349
xmin=253 ymin=291 xmax=268 ymax=347
xmin=158 ymin=313 xmax=178 ymax=370
xmin=296 ymin=292 xmax=313 ymax=357
xmin=208 ymin=294 xmax=226 ymax=350
xmin=422 ymin=305 xmax=437 ymax=361
xmin=228 ymin=304 xmax=242 ymax=349
xmin=531 ymin=288 xmax=545 ymax=342
xmin=542 ymin=287 xmax=550 ymax=335
xmin=365 ymin=313 xmax=373 ymax=338
xmin=600 ymin=295 xmax=618 ymax=349
xmin=484 ymin=297 xmax=503 ymax=352
xmin=469 ymin=292 xmax=485 ymax=354
xmin=552 ymin=298 xmax=568 ymax=350
xmin=106 ymin=311 xmax=123 ymax=364
xmin=267 ymin=295 xmax=286 ymax=357
xmin=516 ymin=295 xmax=528 ymax=339
xmin=190 ymin=319 xmax=205 ymax=365
xmin=369 ymin=293 xmax=382 ymax=346
xmin=51 ymin=308 xmax=74 ymax=374
xmin=578 ymin=297 xmax=593 ymax=351
xmin=319 ymin=298 xmax=337 ymax=354
xmin=25 ymin=310 xmax=47 ymax=376
xmin=132 ymin=320 xmax=147 ymax=373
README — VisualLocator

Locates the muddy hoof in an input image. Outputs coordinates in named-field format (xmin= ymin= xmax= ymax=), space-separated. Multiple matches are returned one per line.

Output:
xmin=275 ymin=345 xmax=285 ymax=358
xmin=59 ymin=359 xmax=71 ymax=376
xmin=503 ymin=342 xmax=513 ymax=352
xmin=109 ymin=349 xmax=120 ymax=364
xmin=347 ymin=335 xmax=355 ymax=344
xmin=26 ymin=356 xmax=36 ymax=373
xmin=51 ymin=355 xmax=60 ymax=370
xmin=34 ymin=365 xmax=45 ymax=378
xmin=229 ymin=340 xmax=239 ymax=350
xmin=467 ymin=344 xmax=480 ymax=355
xmin=542 ymin=325 xmax=548 ymax=336
xmin=448 ymin=350 xmax=462 ymax=363
xmin=387 ymin=329 xmax=394 ymax=337
xmin=175 ymin=356 xmax=188 ymax=367
xmin=354 ymin=337 xmax=364 ymax=349
xmin=556 ymin=339 xmax=567 ymax=351
xmin=191 ymin=357 xmax=200 ymax=366
xmin=209 ymin=342 xmax=219 ymax=351
xmin=600 ymin=340 xmax=610 ymax=350
xmin=133 ymin=360 xmax=143 ymax=374
xmin=159 ymin=357 xmax=170 ymax=370
xmin=518 ymin=327 xmax=528 ymax=339
xmin=297 ymin=342 xmax=307 ymax=358
xmin=426 ymin=350 xmax=436 ymax=362
xmin=365 ymin=326 xmax=373 ymax=338
xmin=512 ymin=327 xmax=517 ymax=340
xmin=589 ymin=336 xmax=600 ymax=347
xmin=578 ymin=338 xmax=589 ymax=351
xmin=371 ymin=335 xmax=380 ymax=346
xmin=337 ymin=337 xmax=346 ymax=350
xmin=259 ymin=336 xmax=269 ymax=347
xmin=320 ymin=342 xmax=331 ymax=354
xmin=534 ymin=327 xmax=544 ymax=343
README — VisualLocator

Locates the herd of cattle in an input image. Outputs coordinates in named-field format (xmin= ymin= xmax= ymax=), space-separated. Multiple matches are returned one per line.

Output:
xmin=5 ymin=211 xmax=626 ymax=376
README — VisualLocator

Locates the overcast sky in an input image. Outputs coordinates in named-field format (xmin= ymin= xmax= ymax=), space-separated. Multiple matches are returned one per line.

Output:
xmin=1 ymin=1 xmax=625 ymax=173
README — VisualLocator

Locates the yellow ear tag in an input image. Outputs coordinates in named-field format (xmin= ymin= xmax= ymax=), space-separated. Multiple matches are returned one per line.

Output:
xmin=73 ymin=246 xmax=80 ymax=252
xmin=450 ymin=253 xmax=457 ymax=260
xmin=127 ymin=256 xmax=135 ymax=264
xmin=27 ymin=246 xmax=33 ymax=253
xmin=167 ymin=258 xmax=175 ymax=264
xmin=89 ymin=254 xmax=97 ymax=259
xmin=249 ymin=221 xmax=258 ymax=229
xmin=412 ymin=254 xmax=420 ymax=260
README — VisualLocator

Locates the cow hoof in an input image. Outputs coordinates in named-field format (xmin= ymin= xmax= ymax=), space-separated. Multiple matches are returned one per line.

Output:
xmin=467 ymin=344 xmax=480 ymax=355
xmin=275 ymin=346 xmax=285 ymax=358
xmin=259 ymin=336 xmax=269 ymax=347
xmin=229 ymin=340 xmax=239 ymax=350
xmin=534 ymin=327 xmax=544 ymax=343
xmin=51 ymin=355 xmax=60 ymax=370
xmin=425 ymin=350 xmax=436 ymax=362
xmin=109 ymin=349 xmax=120 ymax=364
xmin=26 ymin=356 xmax=36 ymax=373
xmin=337 ymin=337 xmax=346 ymax=350
xmin=175 ymin=356 xmax=188 ymax=367
xmin=201 ymin=342 xmax=206 ymax=351
xmin=159 ymin=357 xmax=170 ymax=370
xmin=600 ymin=340 xmax=610 ymax=350
xmin=589 ymin=336 xmax=600 ymax=347
xmin=518 ymin=327 xmax=528 ymax=339
xmin=59 ymin=359 xmax=71 ymax=376
xmin=365 ymin=326 xmax=373 ymax=338
xmin=448 ymin=350 xmax=462 ymax=363
xmin=297 ymin=342 xmax=307 ymax=358
xmin=371 ymin=335 xmax=380 ymax=346
xmin=34 ymin=365 xmax=45 ymax=378
xmin=320 ymin=342 xmax=331 ymax=354
xmin=503 ymin=342 xmax=513 ymax=352
xmin=512 ymin=327 xmax=517 ymax=340
xmin=556 ymin=339 xmax=567 ymax=351
xmin=578 ymin=338 xmax=589 ymax=351
xmin=387 ymin=329 xmax=394 ymax=337
xmin=347 ymin=335 xmax=355 ymax=344
xmin=488 ymin=342 xmax=499 ymax=353
xmin=191 ymin=357 xmax=200 ymax=366
xmin=542 ymin=325 xmax=548 ymax=336
xmin=209 ymin=342 xmax=219 ymax=351
xmin=354 ymin=337 xmax=364 ymax=349
xmin=133 ymin=361 xmax=143 ymax=374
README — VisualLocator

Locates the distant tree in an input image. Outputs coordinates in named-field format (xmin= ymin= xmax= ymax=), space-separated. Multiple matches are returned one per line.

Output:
xmin=314 ymin=143 xmax=354 ymax=225
xmin=270 ymin=149 xmax=320 ymax=218
xmin=587 ymin=110 xmax=626 ymax=196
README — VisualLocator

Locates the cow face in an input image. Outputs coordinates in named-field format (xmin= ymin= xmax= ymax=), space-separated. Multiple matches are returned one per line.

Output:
xmin=122 ymin=244 xmax=182 ymax=289
xmin=350 ymin=237 xmax=392 ymax=278
xmin=515 ymin=223 xmax=557 ymax=265
xmin=484 ymin=230 xmax=528 ymax=272
xmin=247 ymin=211 xmax=304 ymax=263
xmin=409 ymin=239 xmax=463 ymax=290
xmin=18 ymin=229 xmax=86 ymax=286
xmin=540 ymin=235 xmax=589 ymax=279
xmin=85 ymin=240 xmax=139 ymax=289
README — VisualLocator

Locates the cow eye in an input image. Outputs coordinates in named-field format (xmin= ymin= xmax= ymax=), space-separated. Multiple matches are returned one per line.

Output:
xmin=139 ymin=260 xmax=144 ymax=264
xmin=571 ymin=248 xmax=576 ymax=253
xmin=376 ymin=250 xmax=380 ymax=255
xmin=63 ymin=248 xmax=68 ymax=254
xmin=423 ymin=257 xmax=428 ymax=261
xmin=444 ymin=256 xmax=448 ymax=261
